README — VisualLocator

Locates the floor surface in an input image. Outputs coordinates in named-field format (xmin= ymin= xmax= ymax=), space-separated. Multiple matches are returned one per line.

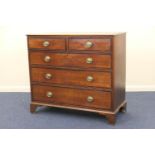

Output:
xmin=0 ymin=92 xmax=154 ymax=129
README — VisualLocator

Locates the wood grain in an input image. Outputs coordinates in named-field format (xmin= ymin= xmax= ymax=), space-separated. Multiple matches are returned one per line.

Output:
xmin=69 ymin=38 xmax=111 ymax=52
xmin=30 ymin=52 xmax=111 ymax=69
xmin=112 ymin=33 xmax=126 ymax=110
xmin=27 ymin=34 xmax=126 ymax=124
xmin=28 ymin=38 xmax=65 ymax=50
xmin=32 ymin=85 xmax=112 ymax=109
xmin=31 ymin=68 xmax=111 ymax=88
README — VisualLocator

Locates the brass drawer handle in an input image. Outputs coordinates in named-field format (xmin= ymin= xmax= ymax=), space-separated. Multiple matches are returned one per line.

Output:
xmin=87 ymin=96 xmax=94 ymax=102
xmin=46 ymin=91 xmax=53 ymax=98
xmin=44 ymin=56 xmax=51 ymax=62
xmin=43 ymin=41 xmax=50 ymax=47
xmin=87 ymin=76 xmax=94 ymax=82
xmin=45 ymin=73 xmax=52 ymax=79
xmin=86 ymin=57 xmax=93 ymax=64
xmin=84 ymin=41 xmax=93 ymax=48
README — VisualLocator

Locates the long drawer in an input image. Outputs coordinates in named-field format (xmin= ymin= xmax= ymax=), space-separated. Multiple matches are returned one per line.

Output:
xmin=31 ymin=68 xmax=111 ymax=88
xmin=30 ymin=52 xmax=111 ymax=69
xmin=32 ymin=85 xmax=112 ymax=109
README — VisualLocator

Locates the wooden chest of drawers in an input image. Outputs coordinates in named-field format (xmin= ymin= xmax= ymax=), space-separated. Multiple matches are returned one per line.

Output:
xmin=27 ymin=33 xmax=126 ymax=124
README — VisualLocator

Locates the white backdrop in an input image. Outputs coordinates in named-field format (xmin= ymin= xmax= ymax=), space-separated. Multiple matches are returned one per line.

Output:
xmin=0 ymin=0 xmax=155 ymax=92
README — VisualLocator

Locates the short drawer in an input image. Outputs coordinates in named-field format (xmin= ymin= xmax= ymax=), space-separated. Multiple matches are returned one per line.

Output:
xmin=32 ymin=85 xmax=111 ymax=109
xmin=30 ymin=52 xmax=111 ymax=69
xmin=28 ymin=37 xmax=65 ymax=50
xmin=31 ymin=68 xmax=111 ymax=88
xmin=68 ymin=38 xmax=111 ymax=52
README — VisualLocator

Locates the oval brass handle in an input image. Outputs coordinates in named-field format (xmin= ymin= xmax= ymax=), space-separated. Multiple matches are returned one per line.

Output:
xmin=45 ymin=73 xmax=52 ymax=79
xmin=86 ymin=57 xmax=93 ymax=64
xmin=87 ymin=76 xmax=94 ymax=82
xmin=43 ymin=41 xmax=50 ymax=47
xmin=44 ymin=56 xmax=51 ymax=62
xmin=46 ymin=91 xmax=53 ymax=98
xmin=85 ymin=41 xmax=93 ymax=48
xmin=87 ymin=96 xmax=94 ymax=102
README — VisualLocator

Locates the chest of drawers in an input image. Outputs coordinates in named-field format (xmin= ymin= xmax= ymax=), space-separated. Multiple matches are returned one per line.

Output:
xmin=27 ymin=33 xmax=126 ymax=124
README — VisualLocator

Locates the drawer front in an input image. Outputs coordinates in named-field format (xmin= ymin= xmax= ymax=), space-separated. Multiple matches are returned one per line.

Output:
xmin=31 ymin=68 xmax=111 ymax=88
xmin=32 ymin=85 xmax=111 ymax=109
xmin=68 ymin=38 xmax=111 ymax=52
xmin=28 ymin=38 xmax=65 ymax=50
xmin=30 ymin=52 xmax=111 ymax=69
